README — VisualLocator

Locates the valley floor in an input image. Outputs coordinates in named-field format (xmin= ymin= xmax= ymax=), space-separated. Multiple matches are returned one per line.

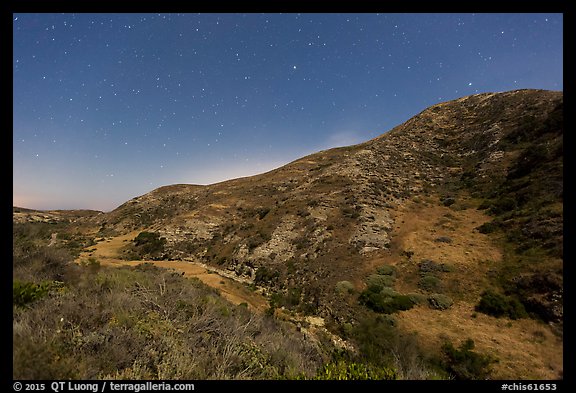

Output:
xmin=76 ymin=231 xmax=269 ymax=313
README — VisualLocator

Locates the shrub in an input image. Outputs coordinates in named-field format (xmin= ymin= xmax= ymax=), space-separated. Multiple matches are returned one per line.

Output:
xmin=311 ymin=360 xmax=396 ymax=380
xmin=441 ymin=197 xmax=456 ymax=207
xmin=477 ymin=222 xmax=498 ymax=234
xmin=418 ymin=275 xmax=442 ymax=293
xmin=489 ymin=196 xmax=517 ymax=215
xmin=428 ymin=294 xmax=454 ymax=310
xmin=254 ymin=266 xmax=279 ymax=284
xmin=359 ymin=289 xmax=414 ymax=314
xmin=133 ymin=231 xmax=166 ymax=256
xmin=366 ymin=274 xmax=395 ymax=292
xmin=376 ymin=265 xmax=397 ymax=276
xmin=475 ymin=290 xmax=527 ymax=319
xmin=418 ymin=259 xmax=448 ymax=273
xmin=407 ymin=293 xmax=427 ymax=305
xmin=335 ymin=281 xmax=355 ymax=295
xmin=13 ymin=281 xmax=53 ymax=307
xmin=441 ymin=339 xmax=497 ymax=380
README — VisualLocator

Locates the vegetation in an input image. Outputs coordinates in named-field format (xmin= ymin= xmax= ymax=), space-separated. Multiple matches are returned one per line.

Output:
xmin=13 ymin=280 xmax=60 ymax=308
xmin=418 ymin=275 xmax=442 ymax=293
xmin=309 ymin=360 xmax=396 ymax=380
xmin=349 ymin=315 xmax=435 ymax=379
xmin=254 ymin=266 xmax=280 ymax=285
xmin=427 ymin=294 xmax=453 ymax=310
xmin=132 ymin=231 xmax=166 ymax=258
xmin=475 ymin=290 xmax=527 ymax=320
xmin=441 ymin=339 xmax=497 ymax=380
xmin=359 ymin=286 xmax=414 ymax=314
xmin=13 ymin=240 xmax=328 ymax=379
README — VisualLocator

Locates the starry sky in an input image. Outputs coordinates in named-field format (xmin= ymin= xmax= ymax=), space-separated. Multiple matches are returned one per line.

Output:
xmin=13 ymin=13 xmax=563 ymax=212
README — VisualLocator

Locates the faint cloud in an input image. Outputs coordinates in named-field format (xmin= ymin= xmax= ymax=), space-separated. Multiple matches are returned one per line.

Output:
xmin=319 ymin=130 xmax=367 ymax=150
xmin=182 ymin=158 xmax=290 ymax=186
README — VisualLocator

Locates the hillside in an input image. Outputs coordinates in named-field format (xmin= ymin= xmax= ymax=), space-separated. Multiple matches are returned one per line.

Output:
xmin=13 ymin=89 xmax=563 ymax=380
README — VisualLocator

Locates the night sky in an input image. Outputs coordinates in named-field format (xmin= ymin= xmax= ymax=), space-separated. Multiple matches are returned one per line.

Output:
xmin=13 ymin=13 xmax=563 ymax=212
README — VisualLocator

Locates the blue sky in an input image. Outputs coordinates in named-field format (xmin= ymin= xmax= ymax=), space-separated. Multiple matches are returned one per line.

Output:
xmin=13 ymin=13 xmax=563 ymax=211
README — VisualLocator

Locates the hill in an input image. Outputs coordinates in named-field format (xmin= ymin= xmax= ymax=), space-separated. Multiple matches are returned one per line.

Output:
xmin=13 ymin=89 xmax=563 ymax=379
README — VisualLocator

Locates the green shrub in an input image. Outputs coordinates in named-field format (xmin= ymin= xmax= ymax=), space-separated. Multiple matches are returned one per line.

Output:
xmin=376 ymin=265 xmax=397 ymax=276
xmin=475 ymin=290 xmax=527 ymax=319
xmin=428 ymin=294 xmax=454 ymax=310
xmin=441 ymin=339 xmax=497 ymax=380
xmin=366 ymin=274 xmax=395 ymax=292
xmin=254 ymin=266 xmax=280 ymax=284
xmin=359 ymin=289 xmax=414 ymax=314
xmin=407 ymin=293 xmax=427 ymax=305
xmin=133 ymin=231 xmax=166 ymax=256
xmin=13 ymin=281 xmax=53 ymax=307
xmin=418 ymin=275 xmax=442 ymax=292
xmin=489 ymin=196 xmax=517 ymax=215
xmin=335 ymin=281 xmax=355 ymax=295
xmin=477 ymin=222 xmax=498 ymax=234
xmin=311 ymin=360 xmax=396 ymax=380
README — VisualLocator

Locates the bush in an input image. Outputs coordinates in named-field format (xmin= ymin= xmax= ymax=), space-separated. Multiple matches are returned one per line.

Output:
xmin=407 ymin=293 xmax=427 ymax=305
xmin=13 ymin=281 xmax=53 ymax=307
xmin=359 ymin=289 xmax=414 ymax=314
xmin=441 ymin=196 xmax=456 ymax=207
xmin=489 ymin=196 xmax=517 ymax=215
xmin=477 ymin=222 xmax=498 ymax=234
xmin=350 ymin=315 xmax=433 ymax=379
xmin=441 ymin=339 xmax=497 ymax=380
xmin=475 ymin=290 xmax=527 ymax=319
xmin=366 ymin=274 xmax=395 ymax=292
xmin=418 ymin=259 xmax=451 ymax=273
xmin=254 ymin=266 xmax=279 ymax=284
xmin=335 ymin=281 xmax=355 ymax=295
xmin=133 ymin=231 xmax=166 ymax=257
xmin=376 ymin=265 xmax=397 ymax=276
xmin=428 ymin=294 xmax=454 ymax=310
xmin=418 ymin=275 xmax=442 ymax=293
xmin=311 ymin=360 xmax=396 ymax=380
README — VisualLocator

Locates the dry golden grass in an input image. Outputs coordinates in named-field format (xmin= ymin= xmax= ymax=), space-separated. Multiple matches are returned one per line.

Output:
xmin=397 ymin=302 xmax=562 ymax=379
xmin=77 ymin=231 xmax=269 ymax=313
xmin=380 ymin=196 xmax=562 ymax=380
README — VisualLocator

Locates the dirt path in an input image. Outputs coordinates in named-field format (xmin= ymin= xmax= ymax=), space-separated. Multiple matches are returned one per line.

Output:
xmin=77 ymin=232 xmax=269 ymax=313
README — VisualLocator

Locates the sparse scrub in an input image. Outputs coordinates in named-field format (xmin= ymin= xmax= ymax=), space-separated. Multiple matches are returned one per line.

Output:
xmin=13 ymin=242 xmax=327 ymax=380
